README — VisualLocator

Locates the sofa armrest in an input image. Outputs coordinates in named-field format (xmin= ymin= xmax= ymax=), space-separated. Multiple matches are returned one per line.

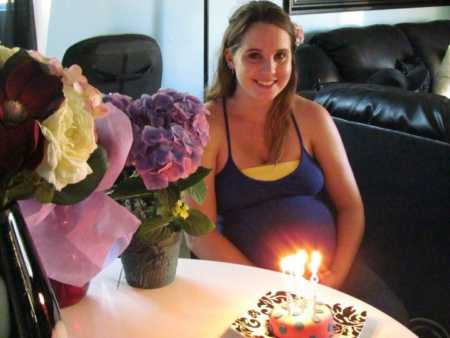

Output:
xmin=294 ymin=43 xmax=341 ymax=91
xmin=317 ymin=83 xmax=450 ymax=143
xmin=334 ymin=117 xmax=450 ymax=331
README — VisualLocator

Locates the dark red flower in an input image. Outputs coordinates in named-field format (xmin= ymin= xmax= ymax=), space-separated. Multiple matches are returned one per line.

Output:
xmin=0 ymin=119 xmax=44 ymax=178
xmin=0 ymin=49 xmax=61 ymax=178
xmin=0 ymin=49 xmax=63 ymax=126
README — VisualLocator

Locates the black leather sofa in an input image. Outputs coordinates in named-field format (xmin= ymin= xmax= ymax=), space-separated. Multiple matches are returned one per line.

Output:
xmin=295 ymin=20 xmax=450 ymax=336
xmin=296 ymin=20 xmax=450 ymax=142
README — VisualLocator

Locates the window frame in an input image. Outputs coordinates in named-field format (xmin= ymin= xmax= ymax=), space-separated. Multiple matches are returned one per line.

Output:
xmin=283 ymin=0 xmax=450 ymax=15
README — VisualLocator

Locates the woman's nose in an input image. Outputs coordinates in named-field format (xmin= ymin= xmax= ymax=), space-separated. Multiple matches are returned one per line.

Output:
xmin=261 ymin=58 xmax=276 ymax=73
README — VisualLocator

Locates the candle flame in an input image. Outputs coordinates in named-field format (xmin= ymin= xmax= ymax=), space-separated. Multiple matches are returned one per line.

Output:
xmin=295 ymin=250 xmax=308 ymax=277
xmin=280 ymin=255 xmax=296 ymax=275
xmin=296 ymin=250 xmax=308 ymax=264
xmin=309 ymin=250 xmax=322 ymax=275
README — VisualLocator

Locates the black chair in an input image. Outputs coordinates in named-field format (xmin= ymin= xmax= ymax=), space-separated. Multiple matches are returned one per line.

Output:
xmin=63 ymin=34 xmax=162 ymax=98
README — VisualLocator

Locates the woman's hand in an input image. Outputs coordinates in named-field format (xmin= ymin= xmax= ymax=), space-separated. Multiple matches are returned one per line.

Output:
xmin=318 ymin=267 xmax=347 ymax=289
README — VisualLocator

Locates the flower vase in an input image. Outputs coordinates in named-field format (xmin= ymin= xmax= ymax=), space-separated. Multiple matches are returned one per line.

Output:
xmin=0 ymin=202 xmax=67 ymax=338
xmin=121 ymin=231 xmax=182 ymax=289
xmin=50 ymin=278 xmax=90 ymax=308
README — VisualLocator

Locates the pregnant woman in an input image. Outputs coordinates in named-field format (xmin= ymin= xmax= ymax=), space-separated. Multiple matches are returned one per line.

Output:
xmin=187 ymin=0 xmax=408 ymax=324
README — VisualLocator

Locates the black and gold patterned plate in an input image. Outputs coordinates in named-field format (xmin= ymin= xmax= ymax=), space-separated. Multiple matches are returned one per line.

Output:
xmin=231 ymin=290 xmax=367 ymax=338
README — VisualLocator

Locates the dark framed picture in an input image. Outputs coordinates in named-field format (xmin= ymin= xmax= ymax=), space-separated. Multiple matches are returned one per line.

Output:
xmin=283 ymin=0 xmax=450 ymax=15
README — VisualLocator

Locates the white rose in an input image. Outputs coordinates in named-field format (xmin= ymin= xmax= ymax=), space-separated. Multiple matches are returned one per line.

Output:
xmin=37 ymin=85 xmax=97 ymax=191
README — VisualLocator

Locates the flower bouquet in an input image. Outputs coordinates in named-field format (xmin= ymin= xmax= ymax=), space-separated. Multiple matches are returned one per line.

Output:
xmin=105 ymin=89 xmax=215 ymax=288
xmin=0 ymin=45 xmax=140 ymax=306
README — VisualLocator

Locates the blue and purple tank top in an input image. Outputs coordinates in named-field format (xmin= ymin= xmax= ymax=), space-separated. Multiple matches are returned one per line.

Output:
xmin=215 ymin=100 xmax=336 ymax=270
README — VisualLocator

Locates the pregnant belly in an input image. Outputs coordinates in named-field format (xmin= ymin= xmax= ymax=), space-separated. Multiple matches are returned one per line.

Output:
xmin=221 ymin=195 xmax=336 ymax=271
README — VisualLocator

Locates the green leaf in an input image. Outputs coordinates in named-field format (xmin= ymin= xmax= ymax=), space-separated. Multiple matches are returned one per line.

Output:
xmin=134 ymin=216 xmax=171 ymax=238
xmin=156 ymin=189 xmax=170 ymax=217
xmin=134 ymin=223 xmax=174 ymax=245
xmin=186 ymin=179 xmax=207 ymax=204
xmin=33 ymin=180 xmax=55 ymax=203
xmin=179 ymin=208 xmax=215 ymax=236
xmin=109 ymin=176 xmax=154 ymax=200
xmin=0 ymin=171 xmax=42 ymax=208
xmin=173 ymin=167 xmax=211 ymax=192
xmin=52 ymin=146 xmax=108 ymax=205
xmin=166 ymin=186 xmax=181 ymax=208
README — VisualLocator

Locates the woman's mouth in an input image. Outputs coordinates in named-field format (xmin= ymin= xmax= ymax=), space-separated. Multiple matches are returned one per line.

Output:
xmin=255 ymin=80 xmax=277 ymax=88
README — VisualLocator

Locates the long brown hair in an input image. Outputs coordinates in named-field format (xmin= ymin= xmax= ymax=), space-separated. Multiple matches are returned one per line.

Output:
xmin=206 ymin=0 xmax=298 ymax=163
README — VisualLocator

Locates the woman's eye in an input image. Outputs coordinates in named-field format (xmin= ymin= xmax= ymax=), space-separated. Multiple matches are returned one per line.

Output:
xmin=275 ymin=51 xmax=288 ymax=62
xmin=247 ymin=52 xmax=262 ymax=61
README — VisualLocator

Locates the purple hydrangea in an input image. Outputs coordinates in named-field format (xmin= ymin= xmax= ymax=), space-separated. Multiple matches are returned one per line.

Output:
xmin=105 ymin=89 xmax=209 ymax=190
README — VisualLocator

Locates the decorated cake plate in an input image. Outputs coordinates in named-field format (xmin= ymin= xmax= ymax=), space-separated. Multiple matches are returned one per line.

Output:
xmin=230 ymin=290 xmax=367 ymax=338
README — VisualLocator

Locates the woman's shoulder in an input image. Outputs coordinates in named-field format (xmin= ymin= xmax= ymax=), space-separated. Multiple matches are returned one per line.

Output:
xmin=204 ymin=99 xmax=227 ymax=144
xmin=291 ymin=95 xmax=336 ymax=146
xmin=292 ymin=95 xmax=328 ymax=117
xmin=205 ymin=99 xmax=224 ymax=123
xmin=292 ymin=95 xmax=332 ymax=126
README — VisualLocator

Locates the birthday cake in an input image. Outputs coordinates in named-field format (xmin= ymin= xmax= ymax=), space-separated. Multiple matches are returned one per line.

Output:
xmin=269 ymin=297 xmax=334 ymax=338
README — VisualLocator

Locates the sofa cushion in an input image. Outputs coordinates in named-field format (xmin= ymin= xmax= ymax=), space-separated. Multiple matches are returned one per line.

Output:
xmin=396 ymin=55 xmax=431 ymax=92
xmin=315 ymin=83 xmax=450 ymax=143
xmin=365 ymin=68 xmax=408 ymax=89
xmin=397 ymin=20 xmax=450 ymax=87
xmin=334 ymin=117 xmax=450 ymax=332
xmin=294 ymin=43 xmax=341 ymax=91
xmin=310 ymin=25 xmax=414 ymax=83
xmin=433 ymin=45 xmax=450 ymax=97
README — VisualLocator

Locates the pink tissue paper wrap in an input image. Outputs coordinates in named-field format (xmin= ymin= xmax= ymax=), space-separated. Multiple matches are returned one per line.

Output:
xmin=19 ymin=103 xmax=141 ymax=287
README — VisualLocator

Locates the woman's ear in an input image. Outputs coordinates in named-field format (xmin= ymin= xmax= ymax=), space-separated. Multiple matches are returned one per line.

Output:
xmin=224 ymin=49 xmax=234 ymax=70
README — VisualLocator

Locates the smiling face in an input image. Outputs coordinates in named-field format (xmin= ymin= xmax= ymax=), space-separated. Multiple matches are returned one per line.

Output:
xmin=225 ymin=22 xmax=292 ymax=104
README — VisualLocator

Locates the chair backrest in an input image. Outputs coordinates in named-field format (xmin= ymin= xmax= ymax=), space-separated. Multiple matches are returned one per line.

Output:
xmin=63 ymin=34 xmax=162 ymax=98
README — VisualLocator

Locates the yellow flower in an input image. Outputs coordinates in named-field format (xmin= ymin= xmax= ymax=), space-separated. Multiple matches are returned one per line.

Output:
xmin=36 ymin=84 xmax=97 ymax=191
xmin=172 ymin=200 xmax=190 ymax=220
xmin=0 ymin=45 xmax=19 ymax=67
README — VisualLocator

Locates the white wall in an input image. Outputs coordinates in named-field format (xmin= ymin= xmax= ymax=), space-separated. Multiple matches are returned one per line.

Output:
xmin=291 ymin=5 xmax=450 ymax=38
xmin=158 ymin=0 xmax=204 ymax=98
xmin=34 ymin=0 xmax=52 ymax=53
xmin=46 ymin=0 xmax=158 ymax=60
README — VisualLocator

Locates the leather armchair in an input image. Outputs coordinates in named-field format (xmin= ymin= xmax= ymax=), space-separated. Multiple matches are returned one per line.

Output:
xmin=335 ymin=117 xmax=450 ymax=334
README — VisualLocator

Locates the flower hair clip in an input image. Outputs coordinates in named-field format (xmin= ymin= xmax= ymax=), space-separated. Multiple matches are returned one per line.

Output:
xmin=293 ymin=23 xmax=305 ymax=46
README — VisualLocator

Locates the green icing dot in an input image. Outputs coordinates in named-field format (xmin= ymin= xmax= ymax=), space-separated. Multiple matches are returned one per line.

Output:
xmin=279 ymin=324 xmax=287 ymax=335
xmin=295 ymin=321 xmax=304 ymax=331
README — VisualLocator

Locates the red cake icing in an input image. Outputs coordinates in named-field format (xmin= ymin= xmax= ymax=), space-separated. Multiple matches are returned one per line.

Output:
xmin=269 ymin=299 xmax=334 ymax=338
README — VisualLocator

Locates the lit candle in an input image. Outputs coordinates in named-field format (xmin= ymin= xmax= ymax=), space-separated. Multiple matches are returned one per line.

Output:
xmin=309 ymin=250 xmax=322 ymax=321
xmin=294 ymin=250 xmax=308 ymax=312
xmin=294 ymin=250 xmax=307 ymax=292
xmin=296 ymin=250 xmax=308 ymax=279
xmin=280 ymin=255 xmax=296 ymax=315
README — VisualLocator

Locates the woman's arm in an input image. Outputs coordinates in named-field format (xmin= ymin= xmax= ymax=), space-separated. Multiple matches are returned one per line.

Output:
xmin=185 ymin=104 xmax=254 ymax=266
xmin=185 ymin=168 xmax=253 ymax=265
xmin=298 ymin=99 xmax=364 ymax=288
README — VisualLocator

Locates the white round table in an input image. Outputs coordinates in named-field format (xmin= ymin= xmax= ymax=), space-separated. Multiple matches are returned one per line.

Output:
xmin=61 ymin=258 xmax=417 ymax=338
